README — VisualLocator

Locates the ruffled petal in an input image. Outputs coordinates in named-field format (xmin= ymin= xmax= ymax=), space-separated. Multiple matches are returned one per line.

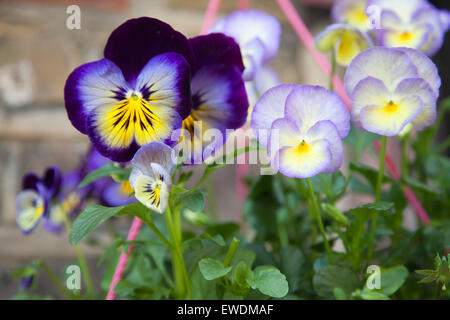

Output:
xmin=284 ymin=85 xmax=350 ymax=138
xmin=241 ymin=38 xmax=266 ymax=81
xmin=104 ymin=17 xmax=195 ymax=84
xmin=250 ymin=83 xmax=297 ymax=147
xmin=306 ymin=120 xmax=344 ymax=173
xmin=396 ymin=47 xmax=441 ymax=96
xmin=272 ymin=140 xmax=332 ymax=179
xmin=189 ymin=33 xmax=244 ymax=74
xmin=351 ymin=76 xmax=391 ymax=128
xmin=182 ymin=64 xmax=248 ymax=163
xmin=42 ymin=204 xmax=65 ymax=234
xmin=344 ymin=47 xmax=419 ymax=96
xmin=130 ymin=141 xmax=176 ymax=180
xmin=269 ymin=117 xmax=303 ymax=157
xmin=42 ymin=166 xmax=62 ymax=199
xmin=64 ymin=59 xmax=129 ymax=134
xmin=211 ymin=9 xmax=281 ymax=62
xmin=16 ymin=190 xmax=45 ymax=235
xmin=332 ymin=0 xmax=369 ymax=31
xmin=359 ymin=96 xmax=423 ymax=136
xmin=393 ymin=78 xmax=437 ymax=130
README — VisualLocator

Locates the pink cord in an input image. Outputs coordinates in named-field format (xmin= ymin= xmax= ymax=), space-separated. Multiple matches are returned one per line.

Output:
xmin=374 ymin=141 xmax=430 ymax=226
xmin=238 ymin=0 xmax=250 ymax=10
xmin=200 ymin=0 xmax=222 ymax=35
xmin=106 ymin=216 xmax=143 ymax=300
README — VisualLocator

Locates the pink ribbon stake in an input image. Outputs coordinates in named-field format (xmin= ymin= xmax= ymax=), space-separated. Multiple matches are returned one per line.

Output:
xmin=200 ymin=0 xmax=222 ymax=35
xmin=106 ymin=216 xmax=143 ymax=300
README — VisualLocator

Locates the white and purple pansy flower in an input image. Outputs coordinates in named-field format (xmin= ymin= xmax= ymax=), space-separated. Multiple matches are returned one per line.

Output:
xmin=64 ymin=17 xmax=195 ymax=162
xmin=368 ymin=0 xmax=450 ymax=56
xmin=16 ymin=167 xmax=61 ymax=235
xmin=251 ymin=84 xmax=350 ymax=178
xmin=209 ymin=9 xmax=281 ymax=81
xmin=315 ymin=23 xmax=373 ymax=66
xmin=332 ymin=0 xmax=370 ymax=32
xmin=180 ymin=33 xmax=248 ymax=164
xmin=129 ymin=142 xmax=176 ymax=214
xmin=345 ymin=46 xmax=441 ymax=136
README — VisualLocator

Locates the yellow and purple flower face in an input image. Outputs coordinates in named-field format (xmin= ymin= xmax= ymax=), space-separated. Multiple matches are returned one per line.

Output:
xmin=16 ymin=167 xmax=61 ymax=235
xmin=179 ymin=33 xmax=248 ymax=164
xmin=129 ymin=142 xmax=176 ymax=214
xmin=251 ymin=85 xmax=350 ymax=178
xmin=345 ymin=47 xmax=440 ymax=136
xmin=209 ymin=9 xmax=281 ymax=81
xmin=368 ymin=0 xmax=450 ymax=56
xmin=315 ymin=23 xmax=373 ymax=66
xmin=64 ymin=18 xmax=195 ymax=162
xmin=332 ymin=0 xmax=371 ymax=32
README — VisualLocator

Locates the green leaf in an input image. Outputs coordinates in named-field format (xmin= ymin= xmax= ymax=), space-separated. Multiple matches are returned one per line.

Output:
xmin=70 ymin=203 xmax=149 ymax=244
xmin=280 ymin=246 xmax=304 ymax=293
xmin=180 ymin=190 xmax=205 ymax=212
xmin=78 ymin=163 xmax=131 ymax=188
xmin=349 ymin=162 xmax=392 ymax=189
xmin=307 ymin=171 xmax=347 ymax=202
xmin=321 ymin=203 xmax=348 ymax=226
xmin=344 ymin=125 xmax=380 ymax=160
xmin=247 ymin=266 xmax=289 ymax=298
xmin=360 ymin=291 xmax=390 ymax=300
xmin=199 ymin=258 xmax=232 ymax=280
xmin=313 ymin=265 xmax=360 ymax=299
xmin=365 ymin=265 xmax=408 ymax=296
xmin=333 ymin=287 xmax=347 ymax=300
xmin=183 ymin=209 xmax=211 ymax=227
xmin=348 ymin=201 xmax=394 ymax=218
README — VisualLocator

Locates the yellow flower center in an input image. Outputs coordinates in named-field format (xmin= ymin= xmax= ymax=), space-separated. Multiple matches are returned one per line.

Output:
xmin=119 ymin=180 xmax=134 ymax=196
xmin=398 ymin=32 xmax=413 ymax=42
xmin=297 ymin=140 xmax=310 ymax=154
xmin=384 ymin=101 xmax=399 ymax=113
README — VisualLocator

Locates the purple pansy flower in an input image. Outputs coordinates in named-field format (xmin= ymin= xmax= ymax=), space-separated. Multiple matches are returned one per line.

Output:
xmin=16 ymin=167 xmax=61 ymax=235
xmin=179 ymin=33 xmax=248 ymax=164
xmin=209 ymin=9 xmax=281 ymax=81
xmin=251 ymin=84 xmax=350 ymax=178
xmin=344 ymin=47 xmax=440 ymax=136
xmin=64 ymin=17 xmax=195 ymax=162
xmin=368 ymin=0 xmax=450 ymax=56
xmin=332 ymin=0 xmax=371 ymax=32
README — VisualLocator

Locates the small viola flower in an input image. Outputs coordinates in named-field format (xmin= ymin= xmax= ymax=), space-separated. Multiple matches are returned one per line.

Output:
xmin=251 ymin=84 xmax=350 ymax=148
xmin=251 ymin=85 xmax=350 ymax=178
xmin=180 ymin=33 xmax=248 ymax=164
xmin=129 ymin=142 xmax=175 ymax=213
xmin=345 ymin=47 xmax=440 ymax=136
xmin=64 ymin=17 xmax=195 ymax=162
xmin=21 ymin=275 xmax=34 ymax=290
xmin=209 ymin=9 xmax=281 ymax=81
xmin=315 ymin=23 xmax=373 ymax=66
xmin=369 ymin=0 xmax=449 ymax=55
xmin=16 ymin=167 xmax=61 ymax=235
xmin=332 ymin=0 xmax=370 ymax=32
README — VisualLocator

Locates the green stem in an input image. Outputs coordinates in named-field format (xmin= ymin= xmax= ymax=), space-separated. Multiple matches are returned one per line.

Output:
xmin=367 ymin=136 xmax=387 ymax=263
xmin=329 ymin=50 xmax=336 ymax=91
xmin=306 ymin=178 xmax=334 ymax=264
xmin=165 ymin=204 xmax=192 ymax=300
xmin=61 ymin=211 xmax=95 ymax=299
xmin=144 ymin=219 xmax=173 ymax=249
xmin=40 ymin=262 xmax=73 ymax=299
xmin=437 ymin=136 xmax=450 ymax=153
xmin=224 ymin=237 xmax=240 ymax=268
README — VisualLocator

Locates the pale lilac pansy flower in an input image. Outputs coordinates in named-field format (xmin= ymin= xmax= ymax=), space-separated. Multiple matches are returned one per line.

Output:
xmin=251 ymin=84 xmax=350 ymax=178
xmin=315 ymin=23 xmax=373 ymax=66
xmin=129 ymin=142 xmax=176 ymax=214
xmin=332 ymin=0 xmax=371 ymax=32
xmin=345 ymin=46 xmax=441 ymax=136
xmin=209 ymin=9 xmax=281 ymax=81
xmin=368 ymin=0 xmax=450 ymax=56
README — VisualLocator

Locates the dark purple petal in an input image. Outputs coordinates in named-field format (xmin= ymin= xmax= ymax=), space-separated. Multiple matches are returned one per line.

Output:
xmin=21 ymin=276 xmax=34 ymax=290
xmin=189 ymin=33 xmax=245 ymax=74
xmin=104 ymin=17 xmax=195 ymax=84
xmin=22 ymin=173 xmax=40 ymax=191
xmin=64 ymin=59 xmax=129 ymax=134
xmin=42 ymin=166 xmax=62 ymax=199
xmin=100 ymin=180 xmax=136 ymax=207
